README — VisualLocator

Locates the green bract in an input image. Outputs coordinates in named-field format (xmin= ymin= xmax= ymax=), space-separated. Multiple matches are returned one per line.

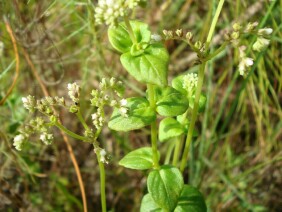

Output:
xmin=108 ymin=21 xmax=151 ymax=53
xmin=147 ymin=165 xmax=184 ymax=211
xmin=121 ymin=43 xmax=169 ymax=86
xmin=108 ymin=97 xmax=156 ymax=131
xmin=159 ymin=118 xmax=184 ymax=142
xmin=149 ymin=86 xmax=189 ymax=116
xmin=119 ymin=147 xmax=159 ymax=170
xmin=174 ymin=185 xmax=207 ymax=212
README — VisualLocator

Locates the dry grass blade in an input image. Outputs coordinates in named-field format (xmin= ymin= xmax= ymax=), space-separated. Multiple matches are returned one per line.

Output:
xmin=0 ymin=17 xmax=19 ymax=105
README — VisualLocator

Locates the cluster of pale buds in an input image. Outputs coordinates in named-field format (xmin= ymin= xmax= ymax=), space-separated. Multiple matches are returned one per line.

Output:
xmin=40 ymin=132 xmax=54 ymax=145
xmin=13 ymin=134 xmax=26 ymax=151
xmin=118 ymin=98 xmax=128 ymax=117
xmin=252 ymin=28 xmax=272 ymax=52
xmin=238 ymin=46 xmax=254 ymax=76
xmin=94 ymin=148 xmax=109 ymax=164
xmin=67 ymin=82 xmax=80 ymax=103
xmin=22 ymin=95 xmax=36 ymax=112
xmin=92 ymin=108 xmax=105 ymax=129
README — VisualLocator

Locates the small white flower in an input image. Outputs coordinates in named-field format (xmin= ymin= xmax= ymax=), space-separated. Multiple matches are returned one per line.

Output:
xmin=99 ymin=149 xmax=108 ymax=164
xmin=151 ymin=34 xmax=162 ymax=42
xmin=40 ymin=133 xmax=53 ymax=145
xmin=238 ymin=45 xmax=254 ymax=76
xmin=253 ymin=37 xmax=270 ymax=52
xmin=120 ymin=98 xmax=127 ymax=106
xmin=238 ymin=57 xmax=254 ymax=76
xmin=67 ymin=82 xmax=80 ymax=102
xmin=92 ymin=113 xmax=98 ymax=120
xmin=258 ymin=28 xmax=273 ymax=36
xmin=22 ymin=95 xmax=36 ymax=112
xmin=13 ymin=134 xmax=25 ymax=151
xmin=119 ymin=107 xmax=128 ymax=117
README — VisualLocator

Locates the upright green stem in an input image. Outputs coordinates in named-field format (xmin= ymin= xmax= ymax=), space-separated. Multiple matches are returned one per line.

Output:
xmin=206 ymin=0 xmax=225 ymax=49
xmin=147 ymin=84 xmax=160 ymax=169
xmin=179 ymin=0 xmax=225 ymax=173
xmin=124 ymin=16 xmax=137 ymax=44
xmin=75 ymin=108 xmax=107 ymax=212
xmin=96 ymin=150 xmax=107 ymax=212
xmin=180 ymin=63 xmax=206 ymax=172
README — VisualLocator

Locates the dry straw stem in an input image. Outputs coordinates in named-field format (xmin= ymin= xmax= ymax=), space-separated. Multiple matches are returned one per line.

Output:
xmin=0 ymin=17 xmax=20 ymax=105
xmin=22 ymin=48 xmax=88 ymax=212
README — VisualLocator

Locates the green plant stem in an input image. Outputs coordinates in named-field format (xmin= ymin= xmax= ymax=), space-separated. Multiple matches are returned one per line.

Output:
xmin=54 ymin=121 xmax=89 ymax=142
xmin=180 ymin=63 xmax=206 ymax=172
xmin=172 ymin=135 xmax=183 ymax=166
xmin=203 ymin=41 xmax=227 ymax=62
xmin=76 ymin=109 xmax=90 ymax=131
xmin=147 ymin=84 xmax=160 ymax=169
xmin=96 ymin=150 xmax=107 ymax=212
xmin=206 ymin=0 xmax=225 ymax=49
xmin=179 ymin=0 xmax=225 ymax=173
xmin=124 ymin=16 xmax=137 ymax=44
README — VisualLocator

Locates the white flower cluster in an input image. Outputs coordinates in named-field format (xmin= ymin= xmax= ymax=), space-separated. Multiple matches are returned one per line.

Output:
xmin=13 ymin=134 xmax=25 ymax=151
xmin=94 ymin=148 xmax=108 ymax=164
xmin=22 ymin=95 xmax=36 ymax=112
xmin=238 ymin=46 xmax=254 ymax=76
xmin=119 ymin=98 xmax=128 ymax=117
xmin=183 ymin=73 xmax=198 ymax=95
xmin=95 ymin=0 xmax=146 ymax=27
xmin=40 ymin=132 xmax=54 ymax=145
xmin=67 ymin=82 xmax=80 ymax=103
xmin=253 ymin=28 xmax=272 ymax=52
xmin=95 ymin=0 xmax=126 ymax=27
xmin=92 ymin=108 xmax=105 ymax=130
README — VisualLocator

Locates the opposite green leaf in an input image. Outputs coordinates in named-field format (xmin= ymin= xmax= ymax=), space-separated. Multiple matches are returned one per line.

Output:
xmin=153 ymin=86 xmax=189 ymax=117
xmin=108 ymin=21 xmax=151 ymax=53
xmin=140 ymin=194 xmax=163 ymax=212
xmin=108 ymin=97 xmax=156 ymax=131
xmin=159 ymin=118 xmax=184 ymax=142
xmin=121 ymin=43 xmax=169 ymax=86
xmin=174 ymin=185 xmax=207 ymax=212
xmin=119 ymin=147 xmax=158 ymax=170
xmin=147 ymin=165 xmax=184 ymax=211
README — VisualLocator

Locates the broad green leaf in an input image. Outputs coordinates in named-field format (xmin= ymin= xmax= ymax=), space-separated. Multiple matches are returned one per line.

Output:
xmin=189 ymin=94 xmax=206 ymax=112
xmin=119 ymin=147 xmax=158 ymax=170
xmin=174 ymin=185 xmax=207 ymax=212
xmin=140 ymin=194 xmax=163 ymax=212
xmin=108 ymin=97 xmax=156 ymax=131
xmin=121 ymin=43 xmax=169 ymax=86
xmin=147 ymin=165 xmax=184 ymax=211
xmin=159 ymin=118 xmax=184 ymax=142
xmin=153 ymin=86 xmax=189 ymax=116
xmin=108 ymin=21 xmax=151 ymax=53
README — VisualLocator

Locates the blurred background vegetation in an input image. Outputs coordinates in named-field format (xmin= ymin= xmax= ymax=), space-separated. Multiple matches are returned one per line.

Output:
xmin=0 ymin=0 xmax=281 ymax=211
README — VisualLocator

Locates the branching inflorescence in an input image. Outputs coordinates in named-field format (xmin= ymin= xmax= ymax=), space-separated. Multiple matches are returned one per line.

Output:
xmin=14 ymin=0 xmax=273 ymax=211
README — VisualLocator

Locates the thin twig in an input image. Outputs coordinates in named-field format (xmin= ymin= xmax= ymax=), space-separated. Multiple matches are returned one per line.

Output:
xmin=22 ymin=48 xmax=88 ymax=212
xmin=0 ymin=17 xmax=20 ymax=105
